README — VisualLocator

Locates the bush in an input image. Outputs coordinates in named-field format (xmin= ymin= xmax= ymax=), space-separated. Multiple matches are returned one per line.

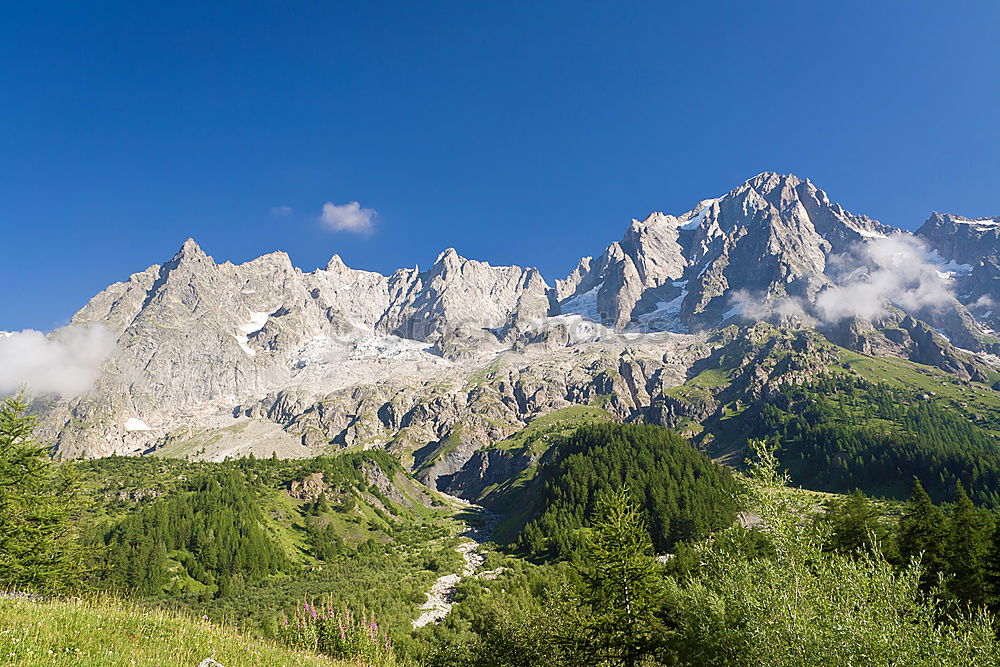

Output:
xmin=278 ymin=597 xmax=398 ymax=665
xmin=661 ymin=442 xmax=1000 ymax=666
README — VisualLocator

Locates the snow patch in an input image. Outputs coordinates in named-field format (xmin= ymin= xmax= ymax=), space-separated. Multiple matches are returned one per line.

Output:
xmin=678 ymin=198 xmax=718 ymax=231
xmin=234 ymin=335 xmax=256 ymax=357
xmin=234 ymin=309 xmax=270 ymax=357
xmin=926 ymin=249 xmax=973 ymax=279
xmin=547 ymin=314 xmax=612 ymax=344
xmin=239 ymin=311 xmax=269 ymax=335
xmin=124 ymin=418 xmax=152 ymax=432
xmin=851 ymin=226 xmax=887 ymax=239
xmin=292 ymin=332 xmax=441 ymax=368
xmin=350 ymin=334 xmax=437 ymax=361
xmin=560 ymin=287 xmax=602 ymax=323
xmin=954 ymin=217 xmax=999 ymax=228
xmin=721 ymin=303 xmax=743 ymax=321
xmin=634 ymin=290 xmax=688 ymax=333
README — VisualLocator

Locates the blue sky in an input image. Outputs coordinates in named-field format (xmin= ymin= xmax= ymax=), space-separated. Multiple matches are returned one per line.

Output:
xmin=2 ymin=1 xmax=998 ymax=330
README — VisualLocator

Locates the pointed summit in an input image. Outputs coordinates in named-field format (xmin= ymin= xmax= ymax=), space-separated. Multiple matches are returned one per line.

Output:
xmin=431 ymin=247 xmax=466 ymax=273
xmin=159 ymin=238 xmax=214 ymax=274
xmin=179 ymin=237 xmax=203 ymax=254
xmin=326 ymin=254 xmax=348 ymax=272
xmin=435 ymin=247 xmax=460 ymax=263
xmin=744 ymin=171 xmax=802 ymax=188
xmin=170 ymin=238 xmax=210 ymax=264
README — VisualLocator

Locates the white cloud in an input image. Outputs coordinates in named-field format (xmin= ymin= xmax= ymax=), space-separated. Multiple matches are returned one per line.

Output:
xmin=816 ymin=234 xmax=953 ymax=323
xmin=728 ymin=289 xmax=816 ymax=325
xmin=970 ymin=294 xmax=996 ymax=310
xmin=319 ymin=201 xmax=376 ymax=234
xmin=725 ymin=234 xmax=957 ymax=326
xmin=270 ymin=205 xmax=293 ymax=217
xmin=0 ymin=324 xmax=116 ymax=398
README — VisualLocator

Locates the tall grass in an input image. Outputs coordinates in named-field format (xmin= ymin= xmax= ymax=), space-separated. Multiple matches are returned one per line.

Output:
xmin=0 ymin=594 xmax=351 ymax=666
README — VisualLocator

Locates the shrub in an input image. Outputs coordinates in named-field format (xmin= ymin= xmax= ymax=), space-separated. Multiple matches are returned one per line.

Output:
xmin=278 ymin=597 xmax=398 ymax=665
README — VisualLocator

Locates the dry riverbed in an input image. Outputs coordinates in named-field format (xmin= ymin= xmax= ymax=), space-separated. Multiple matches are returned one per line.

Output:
xmin=412 ymin=503 xmax=496 ymax=629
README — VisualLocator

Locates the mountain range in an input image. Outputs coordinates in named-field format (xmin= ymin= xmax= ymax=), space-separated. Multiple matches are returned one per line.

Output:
xmin=23 ymin=172 xmax=999 ymax=492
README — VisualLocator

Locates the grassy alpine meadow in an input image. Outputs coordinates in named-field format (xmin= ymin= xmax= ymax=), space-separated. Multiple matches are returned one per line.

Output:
xmin=0 ymin=595 xmax=355 ymax=666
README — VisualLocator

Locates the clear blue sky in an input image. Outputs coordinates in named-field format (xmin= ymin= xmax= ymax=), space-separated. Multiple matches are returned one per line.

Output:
xmin=2 ymin=1 xmax=998 ymax=330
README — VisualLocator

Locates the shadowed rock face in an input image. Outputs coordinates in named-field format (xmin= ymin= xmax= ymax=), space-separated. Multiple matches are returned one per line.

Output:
xmin=27 ymin=172 xmax=998 ymax=466
xmin=916 ymin=213 xmax=1000 ymax=334
xmin=557 ymin=172 xmax=897 ymax=331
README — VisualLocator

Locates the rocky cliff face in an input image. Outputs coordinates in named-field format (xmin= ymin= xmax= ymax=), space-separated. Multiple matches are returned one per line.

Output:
xmin=916 ymin=213 xmax=1000 ymax=335
xmin=557 ymin=173 xmax=896 ymax=332
xmin=39 ymin=240 xmax=552 ymax=457
xmin=557 ymin=172 xmax=998 ymax=358
xmin=23 ymin=172 xmax=998 ymax=474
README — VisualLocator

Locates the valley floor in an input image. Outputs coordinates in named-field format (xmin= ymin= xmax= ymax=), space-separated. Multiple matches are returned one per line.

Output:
xmin=413 ymin=500 xmax=494 ymax=629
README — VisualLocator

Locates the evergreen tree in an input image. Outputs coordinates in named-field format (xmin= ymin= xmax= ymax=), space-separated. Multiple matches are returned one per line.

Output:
xmin=520 ymin=423 xmax=740 ymax=558
xmin=897 ymin=479 xmax=947 ymax=588
xmin=945 ymin=482 xmax=991 ymax=608
xmin=0 ymin=394 xmax=89 ymax=591
xmin=579 ymin=486 xmax=665 ymax=667
xmin=825 ymin=489 xmax=884 ymax=554
xmin=986 ymin=520 xmax=1000 ymax=609
xmin=102 ymin=468 xmax=284 ymax=595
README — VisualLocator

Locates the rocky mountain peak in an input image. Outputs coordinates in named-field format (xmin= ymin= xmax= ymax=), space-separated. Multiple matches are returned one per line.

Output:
xmin=173 ymin=237 xmax=210 ymax=263
xmin=324 ymin=254 xmax=350 ymax=272
xmin=917 ymin=212 xmax=1000 ymax=263
xmin=916 ymin=211 xmax=1000 ymax=334
xmin=30 ymin=172 xmax=1000 ymax=461
xmin=554 ymin=172 xmax=979 ymax=340
xmin=741 ymin=170 xmax=804 ymax=194
xmin=432 ymin=247 xmax=463 ymax=272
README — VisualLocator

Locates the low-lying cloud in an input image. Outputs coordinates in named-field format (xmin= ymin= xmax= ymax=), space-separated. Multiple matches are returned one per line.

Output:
xmin=730 ymin=289 xmax=817 ymax=326
xmin=816 ymin=235 xmax=953 ymax=322
xmin=730 ymin=234 xmax=956 ymax=325
xmin=970 ymin=294 xmax=996 ymax=310
xmin=319 ymin=201 xmax=376 ymax=234
xmin=0 ymin=324 xmax=116 ymax=398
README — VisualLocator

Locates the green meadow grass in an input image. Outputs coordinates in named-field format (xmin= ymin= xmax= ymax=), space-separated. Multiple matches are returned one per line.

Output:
xmin=0 ymin=595 xmax=349 ymax=667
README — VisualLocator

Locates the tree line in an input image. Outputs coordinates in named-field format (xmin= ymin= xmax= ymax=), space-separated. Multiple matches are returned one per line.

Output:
xmin=518 ymin=423 xmax=742 ymax=560
xmin=754 ymin=374 xmax=1000 ymax=505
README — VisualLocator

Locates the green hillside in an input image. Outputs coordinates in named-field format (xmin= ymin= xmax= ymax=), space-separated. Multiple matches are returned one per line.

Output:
xmin=655 ymin=326 xmax=1000 ymax=503
xmin=74 ymin=451 xmax=465 ymax=641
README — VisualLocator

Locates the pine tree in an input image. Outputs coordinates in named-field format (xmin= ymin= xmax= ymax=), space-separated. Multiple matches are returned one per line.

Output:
xmin=825 ymin=489 xmax=883 ymax=554
xmin=986 ymin=520 xmax=1000 ymax=609
xmin=897 ymin=478 xmax=947 ymax=588
xmin=0 ymin=394 xmax=90 ymax=591
xmin=579 ymin=486 xmax=665 ymax=667
xmin=946 ymin=482 xmax=991 ymax=608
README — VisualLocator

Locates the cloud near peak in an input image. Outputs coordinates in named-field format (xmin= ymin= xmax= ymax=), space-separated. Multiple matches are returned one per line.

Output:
xmin=728 ymin=233 xmax=956 ymax=326
xmin=0 ymin=324 xmax=116 ymax=398
xmin=815 ymin=234 xmax=953 ymax=323
xmin=319 ymin=201 xmax=376 ymax=234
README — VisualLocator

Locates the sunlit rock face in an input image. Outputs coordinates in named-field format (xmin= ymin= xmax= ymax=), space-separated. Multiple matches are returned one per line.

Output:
xmin=27 ymin=173 xmax=997 ymax=469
